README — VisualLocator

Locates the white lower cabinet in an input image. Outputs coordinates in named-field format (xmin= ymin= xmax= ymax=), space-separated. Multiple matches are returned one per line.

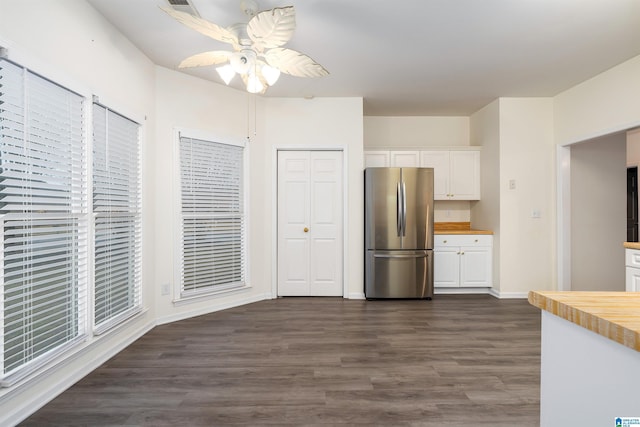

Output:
xmin=625 ymin=248 xmax=640 ymax=291
xmin=434 ymin=235 xmax=492 ymax=288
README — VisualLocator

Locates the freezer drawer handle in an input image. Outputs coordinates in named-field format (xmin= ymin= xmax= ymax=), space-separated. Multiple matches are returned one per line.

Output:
xmin=374 ymin=253 xmax=429 ymax=259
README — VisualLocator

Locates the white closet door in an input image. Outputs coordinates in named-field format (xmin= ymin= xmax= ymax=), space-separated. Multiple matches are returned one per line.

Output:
xmin=278 ymin=151 xmax=343 ymax=296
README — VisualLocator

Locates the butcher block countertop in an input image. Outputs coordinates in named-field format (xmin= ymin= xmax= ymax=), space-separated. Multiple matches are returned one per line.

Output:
xmin=624 ymin=242 xmax=640 ymax=249
xmin=528 ymin=291 xmax=640 ymax=352
xmin=434 ymin=222 xmax=493 ymax=235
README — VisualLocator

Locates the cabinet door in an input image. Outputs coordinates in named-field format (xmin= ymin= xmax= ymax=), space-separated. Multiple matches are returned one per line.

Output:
xmin=625 ymin=267 xmax=640 ymax=291
xmin=434 ymin=247 xmax=460 ymax=287
xmin=364 ymin=150 xmax=390 ymax=168
xmin=449 ymin=151 xmax=480 ymax=200
xmin=460 ymin=246 xmax=492 ymax=287
xmin=420 ymin=151 xmax=449 ymax=200
xmin=390 ymin=151 xmax=419 ymax=167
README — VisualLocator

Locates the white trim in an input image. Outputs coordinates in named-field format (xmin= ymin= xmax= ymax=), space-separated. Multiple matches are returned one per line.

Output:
xmin=559 ymin=120 xmax=640 ymax=146
xmin=157 ymin=292 xmax=271 ymax=326
xmin=348 ymin=292 xmax=366 ymax=300
xmin=488 ymin=289 xmax=529 ymax=299
xmin=172 ymin=126 xmax=246 ymax=148
xmin=557 ymin=145 xmax=571 ymax=291
xmin=0 ymin=320 xmax=155 ymax=427
xmin=435 ymin=287 xmax=492 ymax=295
xmin=433 ymin=288 xmax=528 ymax=299
xmin=272 ymin=146 xmax=348 ymax=298
xmin=171 ymin=127 xmax=250 ymax=302
xmin=172 ymin=284 xmax=252 ymax=306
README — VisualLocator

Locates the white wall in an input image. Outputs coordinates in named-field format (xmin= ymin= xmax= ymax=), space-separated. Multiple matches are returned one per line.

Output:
xmin=470 ymin=100 xmax=501 ymax=290
xmin=263 ymin=97 xmax=364 ymax=298
xmin=570 ymin=134 xmax=626 ymax=291
xmin=364 ymin=116 xmax=469 ymax=148
xmin=470 ymin=98 xmax=555 ymax=296
xmin=499 ymin=98 xmax=556 ymax=295
xmin=554 ymin=55 xmax=640 ymax=292
xmin=0 ymin=1 xmax=157 ymax=425
xmin=153 ymin=66 xmax=274 ymax=324
xmin=554 ymin=54 xmax=640 ymax=145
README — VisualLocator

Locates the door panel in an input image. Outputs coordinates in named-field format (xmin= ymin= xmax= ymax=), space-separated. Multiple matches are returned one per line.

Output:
xmin=450 ymin=151 xmax=479 ymax=199
xmin=434 ymin=247 xmax=460 ymax=287
xmin=402 ymin=168 xmax=434 ymax=250
xmin=364 ymin=168 xmax=402 ymax=250
xmin=278 ymin=150 xmax=343 ymax=297
xmin=460 ymin=246 xmax=491 ymax=287
xmin=420 ymin=151 xmax=449 ymax=199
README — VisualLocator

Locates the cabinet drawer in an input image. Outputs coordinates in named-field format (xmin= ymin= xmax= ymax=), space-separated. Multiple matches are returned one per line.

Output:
xmin=625 ymin=249 xmax=640 ymax=268
xmin=435 ymin=235 xmax=492 ymax=247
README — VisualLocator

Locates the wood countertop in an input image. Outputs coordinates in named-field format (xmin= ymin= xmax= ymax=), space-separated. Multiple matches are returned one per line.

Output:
xmin=434 ymin=222 xmax=493 ymax=235
xmin=624 ymin=242 xmax=640 ymax=250
xmin=528 ymin=291 xmax=640 ymax=352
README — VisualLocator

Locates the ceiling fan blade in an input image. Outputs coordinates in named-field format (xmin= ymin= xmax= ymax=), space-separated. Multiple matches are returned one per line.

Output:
xmin=247 ymin=6 xmax=296 ymax=52
xmin=264 ymin=48 xmax=329 ymax=78
xmin=160 ymin=7 xmax=238 ymax=46
xmin=178 ymin=51 xmax=232 ymax=68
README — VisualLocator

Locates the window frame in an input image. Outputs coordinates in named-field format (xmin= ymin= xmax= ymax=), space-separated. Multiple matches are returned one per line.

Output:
xmin=0 ymin=45 xmax=147 ymax=387
xmin=172 ymin=128 xmax=250 ymax=303
xmin=91 ymin=102 xmax=143 ymax=335
xmin=0 ymin=57 xmax=89 ymax=386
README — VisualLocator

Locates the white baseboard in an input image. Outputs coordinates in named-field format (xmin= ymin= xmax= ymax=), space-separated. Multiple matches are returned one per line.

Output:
xmin=435 ymin=287 xmax=492 ymax=295
xmin=348 ymin=292 xmax=365 ymax=300
xmin=2 ymin=320 xmax=155 ymax=427
xmin=489 ymin=288 xmax=529 ymax=299
xmin=156 ymin=292 xmax=272 ymax=325
xmin=434 ymin=288 xmax=528 ymax=299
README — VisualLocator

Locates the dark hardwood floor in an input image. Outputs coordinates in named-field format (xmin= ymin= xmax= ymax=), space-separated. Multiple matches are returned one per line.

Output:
xmin=21 ymin=295 xmax=541 ymax=426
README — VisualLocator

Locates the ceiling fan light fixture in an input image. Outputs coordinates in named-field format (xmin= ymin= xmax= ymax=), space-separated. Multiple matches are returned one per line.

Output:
xmin=230 ymin=49 xmax=256 ymax=75
xmin=216 ymin=64 xmax=236 ymax=85
xmin=246 ymin=74 xmax=264 ymax=94
xmin=261 ymin=64 xmax=281 ymax=86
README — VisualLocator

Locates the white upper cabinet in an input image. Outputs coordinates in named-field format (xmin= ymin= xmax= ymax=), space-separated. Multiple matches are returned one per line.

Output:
xmin=420 ymin=150 xmax=480 ymax=200
xmin=364 ymin=149 xmax=480 ymax=200
xmin=389 ymin=151 xmax=419 ymax=167
xmin=363 ymin=150 xmax=390 ymax=167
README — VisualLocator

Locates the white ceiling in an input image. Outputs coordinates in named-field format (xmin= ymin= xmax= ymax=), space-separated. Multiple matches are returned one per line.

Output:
xmin=86 ymin=0 xmax=640 ymax=116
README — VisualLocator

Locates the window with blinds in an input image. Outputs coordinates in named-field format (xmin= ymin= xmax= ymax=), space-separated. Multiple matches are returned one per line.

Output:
xmin=0 ymin=59 xmax=87 ymax=385
xmin=178 ymin=136 xmax=245 ymax=297
xmin=92 ymin=104 xmax=141 ymax=333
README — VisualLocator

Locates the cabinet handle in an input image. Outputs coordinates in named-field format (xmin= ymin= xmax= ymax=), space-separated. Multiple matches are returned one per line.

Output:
xmin=456 ymin=251 xmax=460 ymax=255
xmin=443 ymin=240 xmax=447 ymax=243
xmin=475 ymin=239 xmax=478 ymax=243
xmin=461 ymin=251 xmax=465 ymax=255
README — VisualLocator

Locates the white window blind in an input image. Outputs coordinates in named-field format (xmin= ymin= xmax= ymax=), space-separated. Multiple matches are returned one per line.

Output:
xmin=179 ymin=136 xmax=245 ymax=297
xmin=92 ymin=104 xmax=141 ymax=333
xmin=0 ymin=59 xmax=87 ymax=385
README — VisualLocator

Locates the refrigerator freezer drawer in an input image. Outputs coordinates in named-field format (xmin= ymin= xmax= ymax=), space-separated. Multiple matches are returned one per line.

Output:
xmin=365 ymin=250 xmax=433 ymax=299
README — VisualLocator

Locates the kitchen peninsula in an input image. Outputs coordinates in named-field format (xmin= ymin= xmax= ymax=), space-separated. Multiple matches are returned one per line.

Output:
xmin=529 ymin=291 xmax=640 ymax=426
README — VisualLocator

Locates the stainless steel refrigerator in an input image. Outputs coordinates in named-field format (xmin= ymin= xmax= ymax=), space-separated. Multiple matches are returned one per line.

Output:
xmin=365 ymin=167 xmax=434 ymax=299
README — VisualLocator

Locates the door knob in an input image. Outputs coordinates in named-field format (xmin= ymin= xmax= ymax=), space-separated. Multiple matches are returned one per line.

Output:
xmin=304 ymin=227 xmax=309 ymax=232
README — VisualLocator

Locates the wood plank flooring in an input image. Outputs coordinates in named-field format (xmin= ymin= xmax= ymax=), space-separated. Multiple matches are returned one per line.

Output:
xmin=20 ymin=295 xmax=541 ymax=426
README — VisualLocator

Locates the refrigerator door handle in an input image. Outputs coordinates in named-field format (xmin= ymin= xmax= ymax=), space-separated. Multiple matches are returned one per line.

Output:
xmin=401 ymin=181 xmax=407 ymax=237
xmin=373 ymin=253 xmax=429 ymax=259
xmin=396 ymin=182 xmax=402 ymax=237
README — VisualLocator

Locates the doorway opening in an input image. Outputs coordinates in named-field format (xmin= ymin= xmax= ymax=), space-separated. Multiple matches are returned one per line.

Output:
xmin=627 ymin=167 xmax=638 ymax=242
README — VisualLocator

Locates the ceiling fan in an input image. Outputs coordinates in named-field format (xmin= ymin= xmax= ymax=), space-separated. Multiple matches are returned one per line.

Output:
xmin=161 ymin=0 xmax=329 ymax=94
